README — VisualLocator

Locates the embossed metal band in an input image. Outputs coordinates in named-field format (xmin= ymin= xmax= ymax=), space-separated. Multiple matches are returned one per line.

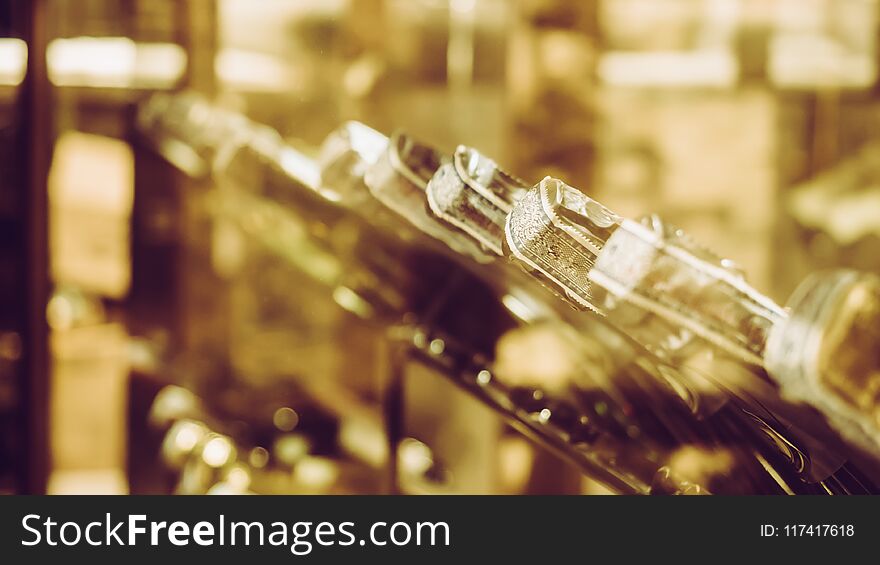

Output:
xmin=364 ymin=131 xmax=493 ymax=263
xmin=504 ymin=177 xmax=620 ymax=313
xmin=426 ymin=146 xmax=527 ymax=256
xmin=453 ymin=146 xmax=528 ymax=213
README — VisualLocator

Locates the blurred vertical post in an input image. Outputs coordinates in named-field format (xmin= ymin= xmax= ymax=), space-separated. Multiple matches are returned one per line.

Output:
xmin=21 ymin=0 xmax=51 ymax=494
xmin=177 ymin=0 xmax=216 ymax=96
xmin=130 ymin=0 xmax=222 ymax=368
xmin=127 ymin=1 xmax=222 ymax=492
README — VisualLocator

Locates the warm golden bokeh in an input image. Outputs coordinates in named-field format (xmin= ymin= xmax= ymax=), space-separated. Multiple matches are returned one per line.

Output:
xmin=2 ymin=0 xmax=880 ymax=496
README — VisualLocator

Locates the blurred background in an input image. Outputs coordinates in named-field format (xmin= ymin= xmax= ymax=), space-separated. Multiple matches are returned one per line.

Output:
xmin=3 ymin=0 xmax=880 ymax=495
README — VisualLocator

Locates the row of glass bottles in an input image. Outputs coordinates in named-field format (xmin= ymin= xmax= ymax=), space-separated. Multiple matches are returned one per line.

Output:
xmin=135 ymin=91 xmax=880 ymax=494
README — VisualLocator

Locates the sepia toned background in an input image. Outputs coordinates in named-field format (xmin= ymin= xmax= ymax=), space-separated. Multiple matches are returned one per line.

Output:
xmin=2 ymin=0 xmax=880 ymax=495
